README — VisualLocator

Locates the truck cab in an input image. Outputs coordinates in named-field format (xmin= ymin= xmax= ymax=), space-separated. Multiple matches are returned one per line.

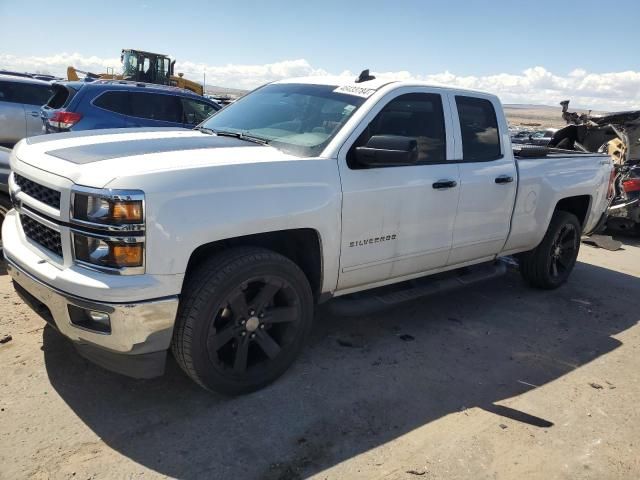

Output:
xmin=3 ymin=75 xmax=612 ymax=395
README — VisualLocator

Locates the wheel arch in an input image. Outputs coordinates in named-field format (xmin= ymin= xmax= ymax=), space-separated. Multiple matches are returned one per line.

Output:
xmin=554 ymin=195 xmax=591 ymax=228
xmin=184 ymin=228 xmax=324 ymax=301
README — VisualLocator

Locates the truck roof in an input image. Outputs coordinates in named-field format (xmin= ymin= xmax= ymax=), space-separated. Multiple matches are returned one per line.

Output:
xmin=275 ymin=75 xmax=495 ymax=98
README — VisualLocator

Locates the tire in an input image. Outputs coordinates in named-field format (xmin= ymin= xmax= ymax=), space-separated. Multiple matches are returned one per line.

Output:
xmin=0 ymin=194 xmax=11 ymax=248
xmin=519 ymin=210 xmax=582 ymax=289
xmin=171 ymin=247 xmax=314 ymax=395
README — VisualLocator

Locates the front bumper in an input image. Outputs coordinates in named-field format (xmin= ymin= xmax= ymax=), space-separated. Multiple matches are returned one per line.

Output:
xmin=6 ymin=256 xmax=179 ymax=378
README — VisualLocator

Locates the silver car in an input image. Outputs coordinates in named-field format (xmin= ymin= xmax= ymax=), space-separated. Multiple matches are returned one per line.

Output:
xmin=0 ymin=146 xmax=11 ymax=246
xmin=0 ymin=74 xmax=52 ymax=147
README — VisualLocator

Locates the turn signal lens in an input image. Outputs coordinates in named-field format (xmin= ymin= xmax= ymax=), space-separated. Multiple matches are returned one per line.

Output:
xmin=73 ymin=192 xmax=144 ymax=225
xmin=110 ymin=244 xmax=144 ymax=267
xmin=73 ymin=233 xmax=144 ymax=270
xmin=111 ymin=201 xmax=143 ymax=222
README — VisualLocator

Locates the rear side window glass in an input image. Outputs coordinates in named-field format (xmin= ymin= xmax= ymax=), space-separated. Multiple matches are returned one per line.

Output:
xmin=0 ymin=81 xmax=11 ymax=102
xmin=455 ymin=96 xmax=501 ymax=161
xmin=348 ymin=92 xmax=446 ymax=168
xmin=93 ymin=91 xmax=130 ymax=115
xmin=0 ymin=81 xmax=51 ymax=105
xmin=47 ymin=84 xmax=75 ymax=109
xmin=181 ymin=98 xmax=217 ymax=125
xmin=129 ymin=92 xmax=182 ymax=122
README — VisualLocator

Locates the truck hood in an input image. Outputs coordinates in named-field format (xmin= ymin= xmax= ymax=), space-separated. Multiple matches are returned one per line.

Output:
xmin=14 ymin=128 xmax=300 ymax=188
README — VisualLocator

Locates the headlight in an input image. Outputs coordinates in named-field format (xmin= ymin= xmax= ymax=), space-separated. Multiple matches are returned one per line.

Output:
xmin=73 ymin=233 xmax=144 ymax=270
xmin=72 ymin=189 xmax=144 ymax=226
xmin=70 ymin=187 xmax=146 ymax=274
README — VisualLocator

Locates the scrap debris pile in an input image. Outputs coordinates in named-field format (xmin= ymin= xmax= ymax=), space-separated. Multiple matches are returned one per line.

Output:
xmin=511 ymin=101 xmax=640 ymax=234
xmin=551 ymin=101 xmax=640 ymax=233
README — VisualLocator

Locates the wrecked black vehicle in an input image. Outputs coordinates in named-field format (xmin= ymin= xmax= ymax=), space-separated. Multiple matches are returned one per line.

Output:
xmin=548 ymin=101 xmax=640 ymax=233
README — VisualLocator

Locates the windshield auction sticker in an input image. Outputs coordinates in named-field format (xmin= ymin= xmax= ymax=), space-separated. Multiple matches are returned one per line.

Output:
xmin=334 ymin=85 xmax=377 ymax=98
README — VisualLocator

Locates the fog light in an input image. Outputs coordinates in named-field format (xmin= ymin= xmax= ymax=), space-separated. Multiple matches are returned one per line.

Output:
xmin=89 ymin=311 xmax=111 ymax=325
xmin=68 ymin=305 xmax=111 ymax=333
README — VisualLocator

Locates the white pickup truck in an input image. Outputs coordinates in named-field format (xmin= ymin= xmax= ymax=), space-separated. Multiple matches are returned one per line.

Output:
xmin=3 ymin=74 xmax=613 ymax=394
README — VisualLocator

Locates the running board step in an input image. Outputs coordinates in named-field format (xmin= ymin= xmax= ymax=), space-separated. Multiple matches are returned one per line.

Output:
xmin=326 ymin=261 xmax=508 ymax=317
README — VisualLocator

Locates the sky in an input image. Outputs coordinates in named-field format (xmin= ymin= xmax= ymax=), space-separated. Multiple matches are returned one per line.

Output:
xmin=1 ymin=0 xmax=639 ymax=110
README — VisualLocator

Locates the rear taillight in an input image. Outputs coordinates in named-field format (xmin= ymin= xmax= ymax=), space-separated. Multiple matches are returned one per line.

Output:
xmin=49 ymin=111 xmax=83 ymax=129
xmin=623 ymin=178 xmax=640 ymax=193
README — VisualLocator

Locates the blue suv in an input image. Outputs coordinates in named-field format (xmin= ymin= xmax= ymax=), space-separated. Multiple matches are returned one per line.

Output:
xmin=40 ymin=80 xmax=220 ymax=133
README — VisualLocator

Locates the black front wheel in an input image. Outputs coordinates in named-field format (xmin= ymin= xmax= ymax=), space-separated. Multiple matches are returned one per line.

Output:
xmin=520 ymin=211 xmax=581 ymax=289
xmin=172 ymin=247 xmax=314 ymax=395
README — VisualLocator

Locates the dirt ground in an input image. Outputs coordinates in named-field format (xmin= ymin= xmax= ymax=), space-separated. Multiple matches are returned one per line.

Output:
xmin=1 ymin=236 xmax=639 ymax=480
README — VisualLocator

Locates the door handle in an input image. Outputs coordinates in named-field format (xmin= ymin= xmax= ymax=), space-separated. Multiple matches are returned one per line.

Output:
xmin=495 ymin=175 xmax=514 ymax=184
xmin=29 ymin=111 xmax=40 ymax=117
xmin=432 ymin=179 xmax=458 ymax=190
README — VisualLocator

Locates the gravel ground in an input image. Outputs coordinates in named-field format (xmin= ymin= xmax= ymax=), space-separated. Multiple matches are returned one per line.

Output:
xmin=0 ymin=237 xmax=639 ymax=480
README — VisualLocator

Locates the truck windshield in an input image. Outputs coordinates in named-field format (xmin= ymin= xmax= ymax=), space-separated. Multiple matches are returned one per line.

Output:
xmin=200 ymin=83 xmax=367 ymax=157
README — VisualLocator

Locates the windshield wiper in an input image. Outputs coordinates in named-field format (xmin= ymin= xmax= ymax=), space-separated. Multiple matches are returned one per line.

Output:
xmin=218 ymin=130 xmax=270 ymax=145
xmin=194 ymin=126 xmax=216 ymax=135
xmin=195 ymin=127 xmax=269 ymax=145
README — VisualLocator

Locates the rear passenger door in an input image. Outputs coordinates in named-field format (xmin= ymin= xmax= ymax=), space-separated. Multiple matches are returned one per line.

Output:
xmin=126 ymin=92 xmax=184 ymax=128
xmin=446 ymin=94 xmax=517 ymax=265
xmin=337 ymin=88 xmax=460 ymax=291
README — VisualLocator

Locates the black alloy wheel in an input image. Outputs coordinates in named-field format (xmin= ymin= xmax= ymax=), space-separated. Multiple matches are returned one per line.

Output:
xmin=172 ymin=247 xmax=313 ymax=395
xmin=548 ymin=223 xmax=578 ymax=279
xmin=519 ymin=210 xmax=582 ymax=289
xmin=206 ymin=275 xmax=302 ymax=376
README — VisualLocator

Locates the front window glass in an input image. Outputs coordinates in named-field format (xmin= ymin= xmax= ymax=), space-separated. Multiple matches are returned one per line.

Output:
xmin=200 ymin=83 xmax=366 ymax=157
xmin=0 ymin=81 xmax=52 ymax=105
xmin=348 ymin=93 xmax=446 ymax=168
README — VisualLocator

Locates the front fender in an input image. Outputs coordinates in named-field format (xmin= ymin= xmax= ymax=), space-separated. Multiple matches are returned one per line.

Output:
xmin=109 ymin=158 xmax=343 ymax=294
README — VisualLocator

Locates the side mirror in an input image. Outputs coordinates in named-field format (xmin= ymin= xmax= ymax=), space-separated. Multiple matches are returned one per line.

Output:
xmin=355 ymin=135 xmax=418 ymax=167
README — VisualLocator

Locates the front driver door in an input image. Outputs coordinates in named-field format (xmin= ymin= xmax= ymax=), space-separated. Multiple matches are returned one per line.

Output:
xmin=337 ymin=88 xmax=460 ymax=292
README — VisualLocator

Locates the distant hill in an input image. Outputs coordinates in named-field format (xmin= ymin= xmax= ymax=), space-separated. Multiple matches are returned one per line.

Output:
xmin=204 ymin=85 xmax=249 ymax=98
xmin=504 ymin=104 xmax=558 ymax=110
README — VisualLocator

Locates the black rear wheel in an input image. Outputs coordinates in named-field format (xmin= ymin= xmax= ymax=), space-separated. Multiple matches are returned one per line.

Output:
xmin=520 ymin=211 xmax=581 ymax=289
xmin=172 ymin=247 xmax=313 ymax=395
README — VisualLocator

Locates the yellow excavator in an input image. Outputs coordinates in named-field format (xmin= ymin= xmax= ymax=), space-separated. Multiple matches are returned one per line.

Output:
xmin=67 ymin=49 xmax=204 ymax=95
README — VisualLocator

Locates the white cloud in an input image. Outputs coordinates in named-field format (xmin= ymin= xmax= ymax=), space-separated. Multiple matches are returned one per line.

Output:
xmin=2 ymin=52 xmax=639 ymax=110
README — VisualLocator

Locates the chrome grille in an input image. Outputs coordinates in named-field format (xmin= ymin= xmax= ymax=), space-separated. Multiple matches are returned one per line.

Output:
xmin=14 ymin=174 xmax=61 ymax=210
xmin=20 ymin=215 xmax=63 ymax=257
